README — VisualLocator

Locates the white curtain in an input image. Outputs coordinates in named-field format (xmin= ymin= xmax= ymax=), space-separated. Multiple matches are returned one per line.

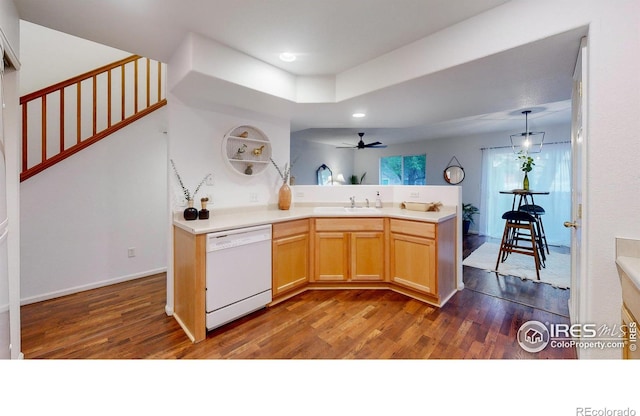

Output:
xmin=480 ymin=142 xmax=571 ymax=247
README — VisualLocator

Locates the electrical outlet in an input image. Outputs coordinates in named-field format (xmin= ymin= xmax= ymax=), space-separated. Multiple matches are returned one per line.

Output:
xmin=206 ymin=174 xmax=214 ymax=186
xmin=249 ymin=192 xmax=258 ymax=202
xmin=410 ymin=192 xmax=420 ymax=199
xmin=127 ymin=247 xmax=136 ymax=258
xmin=295 ymin=191 xmax=305 ymax=198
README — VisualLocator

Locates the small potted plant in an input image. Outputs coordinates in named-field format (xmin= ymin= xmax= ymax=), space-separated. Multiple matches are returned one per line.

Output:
xmin=518 ymin=151 xmax=535 ymax=190
xmin=462 ymin=203 xmax=479 ymax=236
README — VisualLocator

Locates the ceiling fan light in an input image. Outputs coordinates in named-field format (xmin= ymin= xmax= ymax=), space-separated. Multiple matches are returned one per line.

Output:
xmin=279 ymin=52 xmax=296 ymax=62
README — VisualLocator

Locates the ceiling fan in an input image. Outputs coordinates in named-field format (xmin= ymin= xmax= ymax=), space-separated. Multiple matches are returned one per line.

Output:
xmin=337 ymin=132 xmax=387 ymax=149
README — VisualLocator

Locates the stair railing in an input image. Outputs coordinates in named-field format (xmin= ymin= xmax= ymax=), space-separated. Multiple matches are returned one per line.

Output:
xmin=20 ymin=55 xmax=167 ymax=182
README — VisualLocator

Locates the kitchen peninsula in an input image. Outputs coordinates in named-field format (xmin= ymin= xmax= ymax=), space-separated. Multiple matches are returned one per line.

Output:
xmin=172 ymin=185 xmax=461 ymax=343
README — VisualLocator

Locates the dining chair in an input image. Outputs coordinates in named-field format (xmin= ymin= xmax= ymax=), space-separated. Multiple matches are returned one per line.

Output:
xmin=495 ymin=210 xmax=542 ymax=280
xmin=519 ymin=204 xmax=549 ymax=255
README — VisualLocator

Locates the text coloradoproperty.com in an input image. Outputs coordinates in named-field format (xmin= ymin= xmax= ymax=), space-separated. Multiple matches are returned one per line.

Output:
xmin=551 ymin=340 xmax=626 ymax=350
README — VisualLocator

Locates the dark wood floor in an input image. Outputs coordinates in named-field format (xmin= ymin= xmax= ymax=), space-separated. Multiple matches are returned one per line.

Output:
xmin=20 ymin=234 xmax=576 ymax=359
xmin=463 ymin=234 xmax=571 ymax=317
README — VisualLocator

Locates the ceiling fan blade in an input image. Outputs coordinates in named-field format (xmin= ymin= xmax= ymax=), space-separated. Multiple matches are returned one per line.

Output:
xmin=337 ymin=133 xmax=387 ymax=149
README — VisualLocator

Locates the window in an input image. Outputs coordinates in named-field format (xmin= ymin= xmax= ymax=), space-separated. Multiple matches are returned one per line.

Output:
xmin=379 ymin=154 xmax=426 ymax=185
xmin=480 ymin=142 xmax=571 ymax=246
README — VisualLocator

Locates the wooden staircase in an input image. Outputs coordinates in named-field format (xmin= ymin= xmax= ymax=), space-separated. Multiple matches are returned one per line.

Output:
xmin=20 ymin=55 xmax=167 ymax=182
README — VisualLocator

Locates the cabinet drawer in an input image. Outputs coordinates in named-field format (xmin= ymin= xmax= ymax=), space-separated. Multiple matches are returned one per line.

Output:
xmin=315 ymin=218 xmax=384 ymax=232
xmin=390 ymin=219 xmax=435 ymax=239
xmin=273 ymin=219 xmax=310 ymax=239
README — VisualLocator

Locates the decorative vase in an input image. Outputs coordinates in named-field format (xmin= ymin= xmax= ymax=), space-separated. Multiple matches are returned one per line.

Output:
xmin=198 ymin=209 xmax=209 ymax=220
xmin=198 ymin=198 xmax=209 ymax=220
xmin=523 ymin=172 xmax=530 ymax=191
xmin=183 ymin=199 xmax=198 ymax=221
xmin=278 ymin=182 xmax=291 ymax=210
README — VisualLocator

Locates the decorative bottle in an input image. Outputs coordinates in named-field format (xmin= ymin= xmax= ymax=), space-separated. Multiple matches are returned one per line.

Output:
xmin=375 ymin=191 xmax=382 ymax=208
xmin=198 ymin=197 xmax=210 ymax=220
xmin=523 ymin=172 xmax=530 ymax=191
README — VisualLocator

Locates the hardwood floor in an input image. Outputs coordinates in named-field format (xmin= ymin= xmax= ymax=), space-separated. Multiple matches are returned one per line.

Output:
xmin=463 ymin=234 xmax=571 ymax=317
xmin=20 ymin=235 xmax=576 ymax=359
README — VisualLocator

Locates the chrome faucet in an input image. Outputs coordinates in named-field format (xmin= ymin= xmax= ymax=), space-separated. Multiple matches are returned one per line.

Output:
xmin=350 ymin=196 xmax=355 ymax=208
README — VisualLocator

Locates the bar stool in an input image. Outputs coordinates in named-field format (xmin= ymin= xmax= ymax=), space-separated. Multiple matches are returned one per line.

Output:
xmin=519 ymin=204 xmax=549 ymax=255
xmin=495 ymin=210 xmax=542 ymax=280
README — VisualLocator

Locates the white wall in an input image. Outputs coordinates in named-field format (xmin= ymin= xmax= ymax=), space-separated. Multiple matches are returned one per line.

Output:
xmin=167 ymin=97 xmax=290 ymax=212
xmin=19 ymin=24 xmax=168 ymax=303
xmin=290 ymin=134 xmax=354 ymax=185
xmin=19 ymin=20 xmax=130 ymax=95
xmin=580 ymin=3 xmax=640 ymax=358
xmin=20 ymin=108 xmax=168 ymax=303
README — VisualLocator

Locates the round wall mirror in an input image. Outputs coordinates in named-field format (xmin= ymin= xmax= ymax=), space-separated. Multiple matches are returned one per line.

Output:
xmin=443 ymin=156 xmax=465 ymax=185
xmin=444 ymin=166 xmax=465 ymax=184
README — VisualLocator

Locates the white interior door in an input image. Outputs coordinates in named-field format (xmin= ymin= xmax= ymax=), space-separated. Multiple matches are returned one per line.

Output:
xmin=568 ymin=37 xmax=588 ymax=336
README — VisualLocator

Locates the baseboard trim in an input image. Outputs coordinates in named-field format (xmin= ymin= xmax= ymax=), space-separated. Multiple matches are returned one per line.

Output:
xmin=20 ymin=268 xmax=167 ymax=305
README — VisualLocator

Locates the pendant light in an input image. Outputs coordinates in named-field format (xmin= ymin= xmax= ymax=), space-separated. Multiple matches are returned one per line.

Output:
xmin=510 ymin=110 xmax=545 ymax=154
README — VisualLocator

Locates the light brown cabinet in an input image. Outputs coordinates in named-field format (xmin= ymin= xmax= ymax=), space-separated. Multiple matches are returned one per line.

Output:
xmin=314 ymin=218 xmax=385 ymax=282
xmin=173 ymin=226 xmax=207 ymax=343
xmin=390 ymin=231 xmax=436 ymax=294
xmin=350 ymin=231 xmax=385 ymax=281
xmin=173 ymin=213 xmax=458 ymax=343
xmin=389 ymin=218 xmax=456 ymax=303
xmin=272 ymin=219 xmax=310 ymax=298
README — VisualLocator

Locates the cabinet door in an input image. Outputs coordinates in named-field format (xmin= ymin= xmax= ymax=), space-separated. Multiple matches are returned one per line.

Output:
xmin=351 ymin=232 xmax=385 ymax=281
xmin=390 ymin=233 xmax=436 ymax=295
xmin=315 ymin=232 xmax=349 ymax=281
xmin=272 ymin=233 xmax=309 ymax=296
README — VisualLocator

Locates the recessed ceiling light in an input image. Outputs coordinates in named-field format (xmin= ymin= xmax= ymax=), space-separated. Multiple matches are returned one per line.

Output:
xmin=279 ymin=52 xmax=296 ymax=62
xmin=352 ymin=113 xmax=366 ymax=118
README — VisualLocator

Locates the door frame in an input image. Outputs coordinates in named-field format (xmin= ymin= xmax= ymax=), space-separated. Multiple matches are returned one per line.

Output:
xmin=569 ymin=37 xmax=589 ymax=340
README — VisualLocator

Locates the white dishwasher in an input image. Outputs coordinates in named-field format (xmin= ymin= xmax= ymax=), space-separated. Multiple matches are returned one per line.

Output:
xmin=205 ymin=224 xmax=272 ymax=331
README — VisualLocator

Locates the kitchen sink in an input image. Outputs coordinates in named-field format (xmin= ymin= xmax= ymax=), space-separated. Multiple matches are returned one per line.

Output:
xmin=313 ymin=206 xmax=382 ymax=214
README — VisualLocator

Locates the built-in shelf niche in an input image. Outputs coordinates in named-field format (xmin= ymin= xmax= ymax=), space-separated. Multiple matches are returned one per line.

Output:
xmin=222 ymin=125 xmax=272 ymax=176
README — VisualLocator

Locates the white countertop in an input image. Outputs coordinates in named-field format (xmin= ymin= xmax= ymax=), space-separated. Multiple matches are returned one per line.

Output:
xmin=617 ymin=256 xmax=640 ymax=292
xmin=173 ymin=204 xmax=457 ymax=235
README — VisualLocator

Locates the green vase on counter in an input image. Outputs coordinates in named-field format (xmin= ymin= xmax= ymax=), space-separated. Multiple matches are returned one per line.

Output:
xmin=523 ymin=172 xmax=529 ymax=191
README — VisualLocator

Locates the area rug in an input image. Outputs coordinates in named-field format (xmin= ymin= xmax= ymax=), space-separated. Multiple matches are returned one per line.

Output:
xmin=463 ymin=242 xmax=570 ymax=289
